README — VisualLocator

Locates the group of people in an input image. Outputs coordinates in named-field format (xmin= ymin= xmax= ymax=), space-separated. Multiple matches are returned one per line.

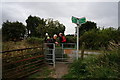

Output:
xmin=44 ymin=33 xmax=66 ymax=47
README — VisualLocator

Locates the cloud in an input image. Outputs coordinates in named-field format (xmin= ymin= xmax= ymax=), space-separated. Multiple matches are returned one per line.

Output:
xmin=1 ymin=2 xmax=118 ymax=34
xmin=2 ymin=0 xmax=119 ymax=2
xmin=2 ymin=3 xmax=28 ymax=24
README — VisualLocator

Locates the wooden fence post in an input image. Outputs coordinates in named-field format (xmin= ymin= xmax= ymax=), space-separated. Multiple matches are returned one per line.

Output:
xmin=81 ymin=42 xmax=85 ymax=60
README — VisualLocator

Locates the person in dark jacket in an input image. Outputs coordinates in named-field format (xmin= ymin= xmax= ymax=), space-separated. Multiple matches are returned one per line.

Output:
xmin=46 ymin=34 xmax=58 ymax=57
xmin=47 ymin=34 xmax=58 ymax=49
xmin=44 ymin=33 xmax=50 ymax=43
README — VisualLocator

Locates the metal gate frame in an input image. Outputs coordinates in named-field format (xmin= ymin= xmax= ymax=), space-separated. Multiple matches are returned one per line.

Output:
xmin=44 ymin=43 xmax=76 ymax=67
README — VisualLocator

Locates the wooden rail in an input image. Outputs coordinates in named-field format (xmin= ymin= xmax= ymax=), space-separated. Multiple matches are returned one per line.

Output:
xmin=1 ymin=46 xmax=43 ymax=53
xmin=2 ymin=46 xmax=45 ymax=79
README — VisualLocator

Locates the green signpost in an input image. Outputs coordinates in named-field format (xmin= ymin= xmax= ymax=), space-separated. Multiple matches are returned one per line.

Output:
xmin=71 ymin=16 xmax=86 ymax=60
xmin=71 ymin=16 xmax=78 ymax=24
xmin=79 ymin=17 xmax=86 ymax=24
xmin=72 ymin=16 xmax=86 ymax=24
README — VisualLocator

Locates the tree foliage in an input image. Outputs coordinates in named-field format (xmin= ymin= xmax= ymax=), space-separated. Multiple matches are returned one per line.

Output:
xmin=79 ymin=21 xmax=97 ymax=35
xmin=80 ymin=27 xmax=120 ymax=50
xmin=26 ymin=15 xmax=65 ymax=38
xmin=45 ymin=18 xmax=65 ymax=37
xmin=26 ymin=15 xmax=42 ymax=37
xmin=2 ymin=15 xmax=66 ymax=41
xmin=2 ymin=21 xmax=26 ymax=41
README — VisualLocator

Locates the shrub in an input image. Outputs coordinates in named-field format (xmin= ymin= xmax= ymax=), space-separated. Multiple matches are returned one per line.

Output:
xmin=63 ymin=49 xmax=120 ymax=79
xmin=2 ymin=21 xmax=26 ymax=41
xmin=80 ymin=28 xmax=120 ymax=50
xmin=26 ymin=37 xmax=44 ymax=44
xmin=66 ymin=36 xmax=76 ymax=43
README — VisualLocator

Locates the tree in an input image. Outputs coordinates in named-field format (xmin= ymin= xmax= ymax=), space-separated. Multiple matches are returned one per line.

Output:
xmin=36 ymin=23 xmax=46 ymax=38
xmin=100 ymin=27 xmax=120 ymax=44
xmin=2 ymin=21 xmax=26 ymax=41
xmin=45 ymin=18 xmax=65 ymax=37
xmin=80 ymin=29 xmax=100 ymax=50
xmin=80 ymin=27 xmax=120 ymax=50
xmin=79 ymin=21 xmax=97 ymax=36
xmin=26 ymin=15 xmax=66 ymax=38
xmin=118 ymin=26 xmax=120 ymax=31
xmin=26 ymin=15 xmax=41 ymax=37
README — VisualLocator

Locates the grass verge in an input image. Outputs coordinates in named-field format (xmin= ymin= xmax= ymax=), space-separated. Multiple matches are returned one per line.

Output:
xmin=27 ymin=65 xmax=55 ymax=78
xmin=62 ymin=49 xmax=120 ymax=79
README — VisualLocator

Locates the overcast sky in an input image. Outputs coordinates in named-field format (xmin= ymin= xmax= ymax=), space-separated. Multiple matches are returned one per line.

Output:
xmin=1 ymin=0 xmax=119 ymax=35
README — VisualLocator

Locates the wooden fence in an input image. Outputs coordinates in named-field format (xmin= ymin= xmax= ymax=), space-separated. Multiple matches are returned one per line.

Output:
xmin=1 ymin=46 xmax=45 ymax=78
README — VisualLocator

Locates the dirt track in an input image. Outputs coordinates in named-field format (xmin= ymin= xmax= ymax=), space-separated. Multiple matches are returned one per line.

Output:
xmin=53 ymin=63 xmax=69 ymax=78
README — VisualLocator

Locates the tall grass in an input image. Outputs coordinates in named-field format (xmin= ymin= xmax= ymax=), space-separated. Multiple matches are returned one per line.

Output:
xmin=2 ymin=37 xmax=44 ymax=51
xmin=2 ymin=38 xmax=44 ymax=74
xmin=63 ymin=49 xmax=120 ymax=79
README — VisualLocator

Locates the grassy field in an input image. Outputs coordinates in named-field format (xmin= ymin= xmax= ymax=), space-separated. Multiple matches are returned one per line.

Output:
xmin=2 ymin=40 xmax=41 ymax=51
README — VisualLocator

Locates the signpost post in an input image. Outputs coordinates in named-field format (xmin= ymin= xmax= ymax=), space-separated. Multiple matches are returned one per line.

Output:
xmin=76 ymin=23 xmax=79 ymax=60
xmin=71 ymin=16 xmax=86 ymax=60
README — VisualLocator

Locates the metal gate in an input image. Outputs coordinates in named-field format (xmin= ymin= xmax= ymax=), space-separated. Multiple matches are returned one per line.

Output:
xmin=44 ymin=43 xmax=76 ymax=67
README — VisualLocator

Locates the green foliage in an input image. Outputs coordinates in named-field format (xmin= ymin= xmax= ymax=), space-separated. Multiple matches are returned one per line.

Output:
xmin=36 ymin=23 xmax=46 ymax=38
xmin=2 ymin=21 xmax=26 ymax=41
xmin=44 ymin=18 xmax=65 ymax=37
xmin=26 ymin=15 xmax=46 ymax=37
xmin=2 ymin=15 xmax=66 ymax=41
xmin=79 ymin=21 xmax=97 ymax=35
xmin=66 ymin=36 xmax=76 ymax=43
xmin=26 ymin=15 xmax=66 ymax=38
xmin=100 ymin=27 xmax=120 ymax=44
xmin=80 ymin=29 xmax=100 ymax=50
xmin=80 ymin=27 xmax=120 ymax=50
xmin=26 ymin=37 xmax=44 ymax=44
xmin=63 ymin=49 xmax=120 ymax=78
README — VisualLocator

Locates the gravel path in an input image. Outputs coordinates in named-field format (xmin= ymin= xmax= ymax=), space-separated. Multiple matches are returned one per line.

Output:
xmin=53 ymin=63 xmax=69 ymax=78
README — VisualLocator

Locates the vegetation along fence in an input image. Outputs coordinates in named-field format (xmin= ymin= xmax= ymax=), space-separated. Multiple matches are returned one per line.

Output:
xmin=1 ymin=46 xmax=45 ymax=78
